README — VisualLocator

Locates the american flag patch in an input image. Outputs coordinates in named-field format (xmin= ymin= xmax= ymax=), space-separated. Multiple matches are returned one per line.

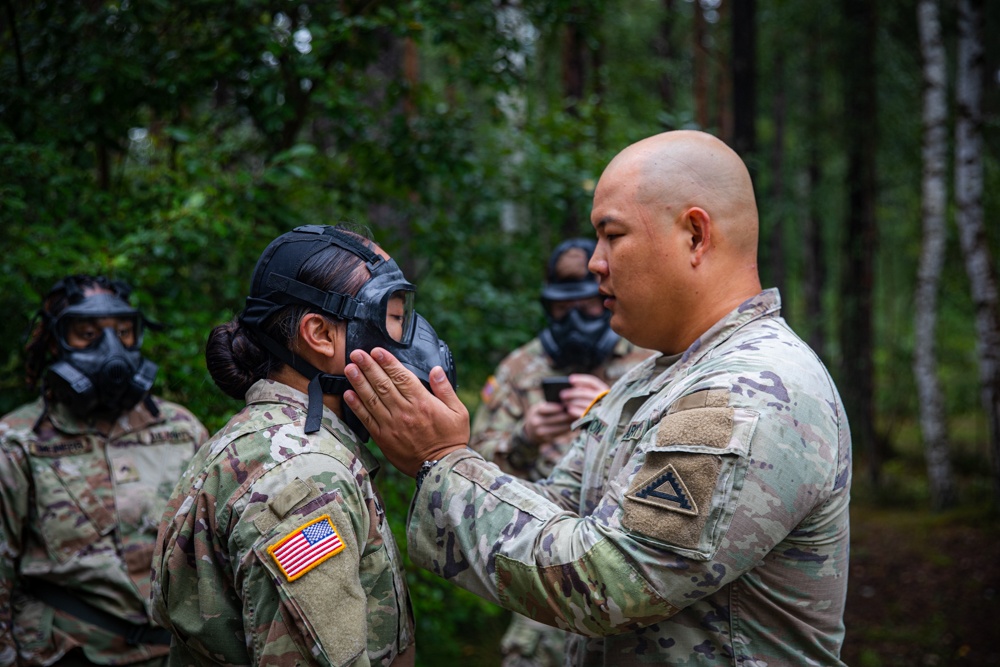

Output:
xmin=480 ymin=375 xmax=499 ymax=404
xmin=268 ymin=515 xmax=345 ymax=582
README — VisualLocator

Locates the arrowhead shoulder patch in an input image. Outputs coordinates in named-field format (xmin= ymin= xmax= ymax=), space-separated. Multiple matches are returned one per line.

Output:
xmin=621 ymin=403 xmax=736 ymax=557
xmin=626 ymin=463 xmax=698 ymax=516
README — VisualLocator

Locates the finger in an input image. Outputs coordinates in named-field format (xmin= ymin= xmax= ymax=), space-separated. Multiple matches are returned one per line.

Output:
xmin=428 ymin=366 xmax=466 ymax=415
xmin=349 ymin=349 xmax=411 ymax=407
xmin=342 ymin=388 xmax=381 ymax=438
xmin=368 ymin=347 xmax=426 ymax=401
xmin=568 ymin=373 xmax=608 ymax=392
xmin=346 ymin=353 xmax=403 ymax=418
xmin=535 ymin=401 xmax=568 ymax=416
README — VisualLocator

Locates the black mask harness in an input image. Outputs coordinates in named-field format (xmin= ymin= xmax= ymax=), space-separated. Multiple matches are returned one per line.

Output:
xmin=238 ymin=225 xmax=456 ymax=439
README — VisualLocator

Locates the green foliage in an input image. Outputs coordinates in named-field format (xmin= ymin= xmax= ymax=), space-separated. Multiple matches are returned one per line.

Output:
xmin=2 ymin=0 xmax=999 ymax=662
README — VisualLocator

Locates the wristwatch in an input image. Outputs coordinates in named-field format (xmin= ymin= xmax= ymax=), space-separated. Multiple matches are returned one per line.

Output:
xmin=415 ymin=459 xmax=440 ymax=491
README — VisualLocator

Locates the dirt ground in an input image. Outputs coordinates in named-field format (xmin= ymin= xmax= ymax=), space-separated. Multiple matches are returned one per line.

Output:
xmin=841 ymin=506 xmax=1000 ymax=666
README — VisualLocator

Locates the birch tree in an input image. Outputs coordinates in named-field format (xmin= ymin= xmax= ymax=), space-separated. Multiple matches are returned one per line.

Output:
xmin=955 ymin=0 xmax=1000 ymax=505
xmin=914 ymin=0 xmax=955 ymax=510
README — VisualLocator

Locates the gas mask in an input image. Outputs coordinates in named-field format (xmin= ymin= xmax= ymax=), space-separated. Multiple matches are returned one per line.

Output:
xmin=44 ymin=287 xmax=158 ymax=418
xmin=540 ymin=308 xmax=618 ymax=371
xmin=239 ymin=225 xmax=456 ymax=440
xmin=539 ymin=238 xmax=619 ymax=370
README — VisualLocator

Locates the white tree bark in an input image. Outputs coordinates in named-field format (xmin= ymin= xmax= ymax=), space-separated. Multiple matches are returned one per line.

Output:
xmin=914 ymin=0 xmax=954 ymax=510
xmin=955 ymin=0 xmax=1000 ymax=506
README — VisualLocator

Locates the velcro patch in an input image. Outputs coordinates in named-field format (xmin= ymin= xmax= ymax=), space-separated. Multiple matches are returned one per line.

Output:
xmin=268 ymin=515 xmax=345 ymax=582
xmin=113 ymin=456 xmax=140 ymax=484
xmin=657 ymin=407 xmax=733 ymax=449
xmin=29 ymin=438 xmax=92 ymax=457
xmin=622 ymin=452 xmax=721 ymax=552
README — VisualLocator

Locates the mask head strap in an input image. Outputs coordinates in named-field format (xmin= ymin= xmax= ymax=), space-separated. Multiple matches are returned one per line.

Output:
xmin=241 ymin=225 xmax=381 ymax=435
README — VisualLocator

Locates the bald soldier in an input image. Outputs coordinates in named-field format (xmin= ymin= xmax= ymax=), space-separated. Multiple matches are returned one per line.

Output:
xmin=343 ymin=130 xmax=852 ymax=666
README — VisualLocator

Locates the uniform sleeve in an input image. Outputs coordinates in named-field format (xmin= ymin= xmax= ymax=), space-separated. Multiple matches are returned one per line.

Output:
xmin=469 ymin=363 xmax=543 ymax=476
xmin=0 ymin=442 xmax=29 ymax=666
xmin=407 ymin=388 xmax=846 ymax=638
xmin=231 ymin=453 xmax=373 ymax=667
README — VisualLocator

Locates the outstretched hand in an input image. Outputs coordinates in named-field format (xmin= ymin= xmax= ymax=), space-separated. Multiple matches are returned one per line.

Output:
xmin=343 ymin=348 xmax=469 ymax=477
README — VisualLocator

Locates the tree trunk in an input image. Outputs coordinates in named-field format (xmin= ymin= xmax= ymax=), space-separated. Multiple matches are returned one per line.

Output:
xmin=803 ymin=24 xmax=826 ymax=357
xmin=955 ymin=0 xmax=1000 ymax=506
xmin=562 ymin=16 xmax=586 ymax=114
xmin=561 ymin=9 xmax=586 ymax=237
xmin=656 ymin=0 xmax=676 ymax=110
xmin=840 ymin=0 xmax=880 ymax=485
xmin=693 ymin=0 xmax=709 ymax=129
xmin=716 ymin=0 xmax=732 ymax=143
xmin=767 ymin=47 xmax=786 ymax=298
xmin=731 ymin=0 xmax=756 ymax=157
xmin=915 ymin=0 xmax=955 ymax=510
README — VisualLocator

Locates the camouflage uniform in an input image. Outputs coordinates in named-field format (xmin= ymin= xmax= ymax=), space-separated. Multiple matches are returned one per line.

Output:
xmin=409 ymin=290 xmax=852 ymax=666
xmin=151 ymin=380 xmax=415 ymax=667
xmin=470 ymin=337 xmax=652 ymax=667
xmin=470 ymin=337 xmax=653 ymax=482
xmin=0 ymin=397 xmax=208 ymax=666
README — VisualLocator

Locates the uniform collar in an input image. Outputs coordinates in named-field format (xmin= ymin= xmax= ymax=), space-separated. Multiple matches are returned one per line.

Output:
xmin=245 ymin=379 xmax=376 ymax=472
xmin=648 ymin=288 xmax=782 ymax=392
xmin=45 ymin=397 xmax=163 ymax=439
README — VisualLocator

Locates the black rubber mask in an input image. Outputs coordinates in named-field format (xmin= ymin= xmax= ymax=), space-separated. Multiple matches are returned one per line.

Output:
xmin=46 ymin=292 xmax=158 ymax=418
xmin=540 ymin=308 xmax=618 ymax=371
xmin=239 ymin=225 xmax=456 ymax=439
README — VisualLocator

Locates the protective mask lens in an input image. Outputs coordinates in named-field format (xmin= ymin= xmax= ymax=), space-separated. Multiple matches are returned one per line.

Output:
xmin=59 ymin=316 xmax=141 ymax=351
xmin=548 ymin=297 xmax=605 ymax=322
xmin=384 ymin=289 xmax=415 ymax=344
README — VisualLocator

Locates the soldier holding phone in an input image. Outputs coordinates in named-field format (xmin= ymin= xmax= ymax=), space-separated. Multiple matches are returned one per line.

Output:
xmin=468 ymin=239 xmax=652 ymax=667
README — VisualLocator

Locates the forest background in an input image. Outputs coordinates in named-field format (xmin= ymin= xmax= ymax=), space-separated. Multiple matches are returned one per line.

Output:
xmin=2 ymin=1 xmax=999 ymax=665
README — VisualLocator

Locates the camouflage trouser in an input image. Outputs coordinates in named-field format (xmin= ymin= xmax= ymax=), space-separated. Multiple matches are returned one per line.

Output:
xmin=499 ymin=613 xmax=567 ymax=667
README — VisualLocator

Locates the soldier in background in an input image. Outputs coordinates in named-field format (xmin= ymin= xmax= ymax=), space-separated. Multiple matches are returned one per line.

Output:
xmin=470 ymin=239 xmax=652 ymax=667
xmin=343 ymin=130 xmax=853 ymax=666
xmin=152 ymin=225 xmax=454 ymax=666
xmin=471 ymin=239 xmax=653 ymax=482
xmin=0 ymin=275 xmax=208 ymax=666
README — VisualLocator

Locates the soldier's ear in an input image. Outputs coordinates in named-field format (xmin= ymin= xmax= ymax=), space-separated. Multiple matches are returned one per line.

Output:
xmin=682 ymin=207 xmax=712 ymax=267
xmin=297 ymin=314 xmax=339 ymax=360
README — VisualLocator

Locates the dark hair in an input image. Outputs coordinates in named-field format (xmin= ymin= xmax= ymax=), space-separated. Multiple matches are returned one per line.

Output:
xmin=24 ymin=275 xmax=123 ymax=390
xmin=206 ymin=227 xmax=375 ymax=400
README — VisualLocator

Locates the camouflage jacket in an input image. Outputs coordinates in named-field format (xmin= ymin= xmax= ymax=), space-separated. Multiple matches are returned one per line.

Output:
xmin=469 ymin=337 xmax=653 ymax=481
xmin=408 ymin=290 xmax=852 ymax=666
xmin=151 ymin=380 xmax=415 ymax=667
xmin=0 ymin=396 xmax=208 ymax=666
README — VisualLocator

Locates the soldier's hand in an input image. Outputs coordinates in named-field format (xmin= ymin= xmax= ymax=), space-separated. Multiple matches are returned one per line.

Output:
xmin=344 ymin=348 xmax=469 ymax=477
xmin=523 ymin=401 xmax=574 ymax=444
xmin=561 ymin=374 xmax=610 ymax=419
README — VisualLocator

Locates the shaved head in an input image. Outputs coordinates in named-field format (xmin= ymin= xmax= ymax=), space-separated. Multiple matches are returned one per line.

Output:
xmin=606 ymin=131 xmax=759 ymax=257
xmin=588 ymin=130 xmax=763 ymax=354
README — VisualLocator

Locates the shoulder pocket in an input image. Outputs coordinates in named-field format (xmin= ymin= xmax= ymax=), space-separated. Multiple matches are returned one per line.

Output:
xmin=255 ymin=503 xmax=366 ymax=667
xmin=621 ymin=407 xmax=758 ymax=560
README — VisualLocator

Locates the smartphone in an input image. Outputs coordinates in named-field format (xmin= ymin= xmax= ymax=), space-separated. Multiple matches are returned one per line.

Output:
xmin=542 ymin=376 xmax=572 ymax=403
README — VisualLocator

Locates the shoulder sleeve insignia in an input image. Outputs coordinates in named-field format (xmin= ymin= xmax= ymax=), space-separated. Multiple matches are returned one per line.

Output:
xmin=480 ymin=375 xmax=499 ymax=405
xmin=626 ymin=463 xmax=698 ymax=516
xmin=268 ymin=514 xmax=345 ymax=582
xmin=581 ymin=389 xmax=610 ymax=418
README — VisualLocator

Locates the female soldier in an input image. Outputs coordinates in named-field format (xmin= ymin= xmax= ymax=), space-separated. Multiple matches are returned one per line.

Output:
xmin=152 ymin=225 xmax=454 ymax=666
xmin=0 ymin=275 xmax=208 ymax=666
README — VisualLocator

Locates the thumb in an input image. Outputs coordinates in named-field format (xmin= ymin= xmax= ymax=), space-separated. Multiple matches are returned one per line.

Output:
xmin=429 ymin=367 xmax=464 ymax=413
